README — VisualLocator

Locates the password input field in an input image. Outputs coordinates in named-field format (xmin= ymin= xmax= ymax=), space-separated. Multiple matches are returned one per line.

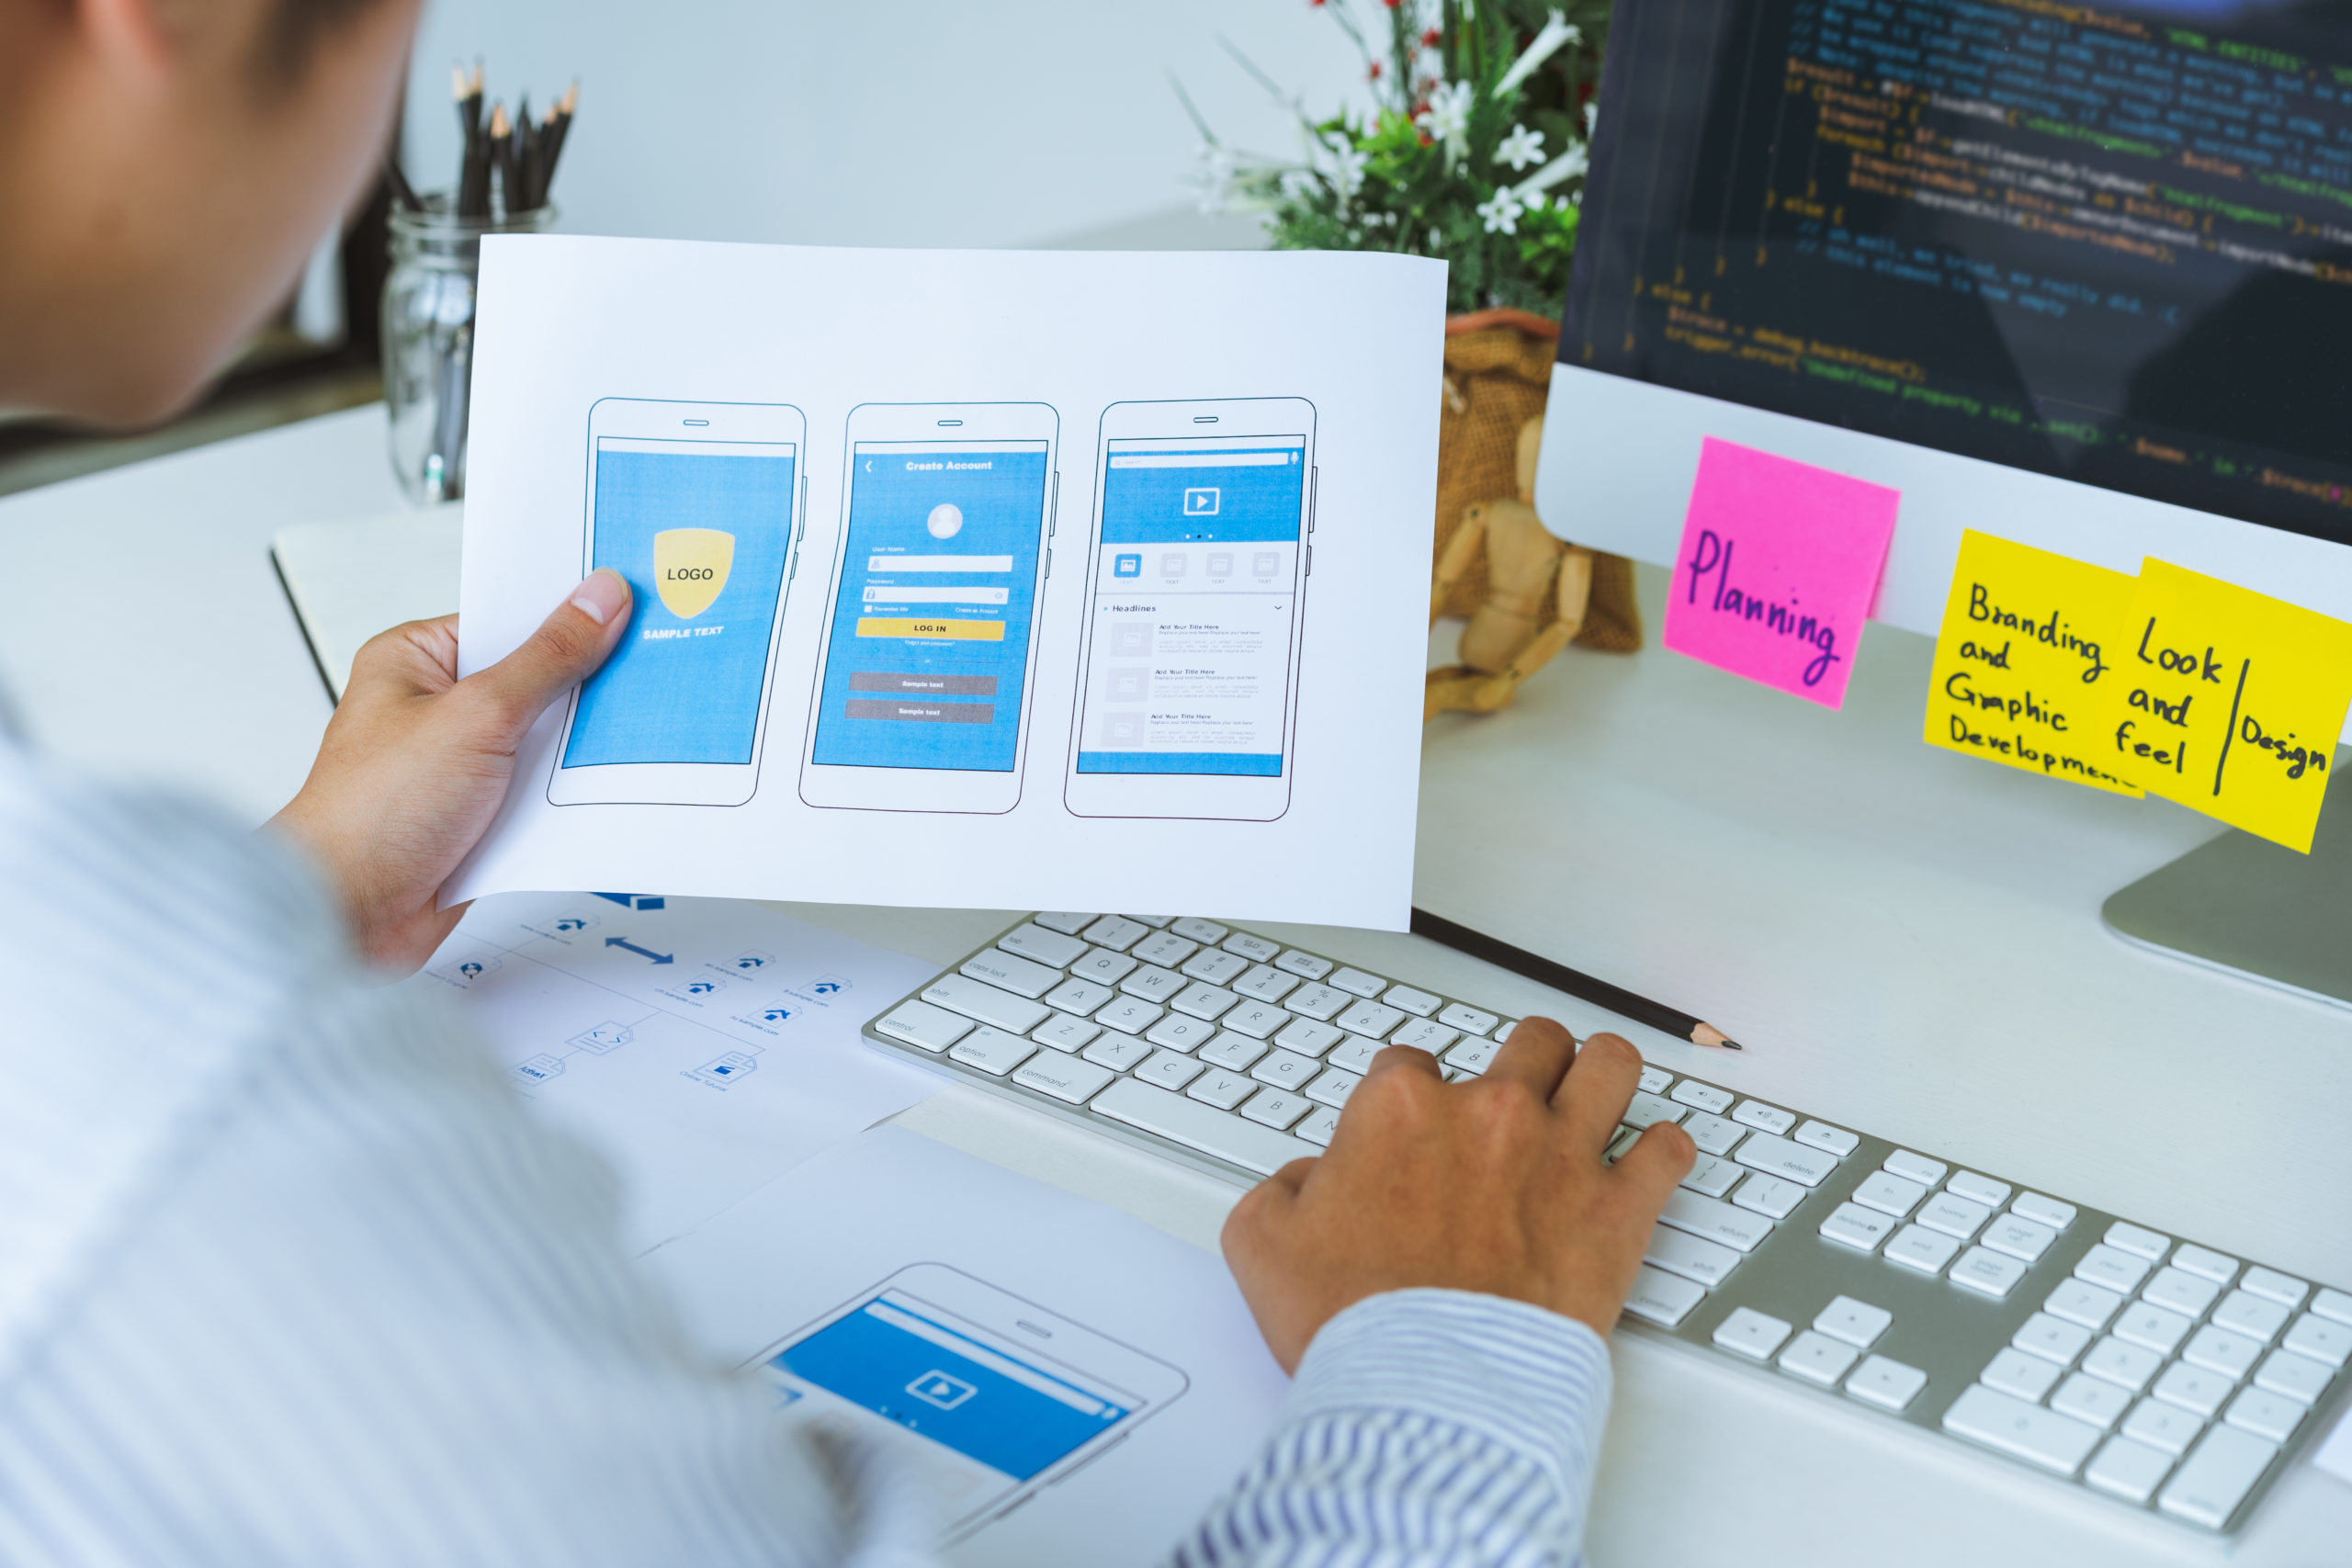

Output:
xmin=862 ymin=586 xmax=1010 ymax=604
xmin=866 ymin=555 xmax=1013 ymax=573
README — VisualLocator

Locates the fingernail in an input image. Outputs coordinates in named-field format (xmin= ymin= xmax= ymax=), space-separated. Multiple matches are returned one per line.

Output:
xmin=570 ymin=569 xmax=628 ymax=626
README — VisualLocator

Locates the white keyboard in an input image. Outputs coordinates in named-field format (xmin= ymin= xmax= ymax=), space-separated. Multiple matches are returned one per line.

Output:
xmin=863 ymin=913 xmax=2350 ymax=1534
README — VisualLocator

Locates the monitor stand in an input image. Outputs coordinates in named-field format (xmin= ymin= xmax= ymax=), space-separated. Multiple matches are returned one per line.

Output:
xmin=2102 ymin=787 xmax=2352 ymax=1011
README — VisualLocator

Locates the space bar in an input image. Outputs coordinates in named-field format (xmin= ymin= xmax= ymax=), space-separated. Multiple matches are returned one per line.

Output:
xmin=1090 ymin=1078 xmax=1318 ymax=1178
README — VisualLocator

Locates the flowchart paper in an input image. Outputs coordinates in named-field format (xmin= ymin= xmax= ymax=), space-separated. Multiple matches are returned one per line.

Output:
xmin=1662 ymin=437 xmax=1901 ymax=709
xmin=2097 ymin=558 xmax=2352 ymax=853
xmin=447 ymin=237 xmax=1445 ymax=928
xmin=1921 ymin=531 xmax=2142 ymax=796
xmin=413 ymin=891 xmax=943 ymax=1251
xmin=645 ymin=1125 xmax=1290 ymax=1567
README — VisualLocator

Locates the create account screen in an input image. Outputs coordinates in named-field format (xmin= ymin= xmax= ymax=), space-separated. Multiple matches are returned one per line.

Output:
xmin=811 ymin=443 xmax=1049 ymax=772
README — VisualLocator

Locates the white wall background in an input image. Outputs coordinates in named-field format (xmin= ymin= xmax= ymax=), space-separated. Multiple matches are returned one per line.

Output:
xmin=400 ymin=1 xmax=1376 ymax=250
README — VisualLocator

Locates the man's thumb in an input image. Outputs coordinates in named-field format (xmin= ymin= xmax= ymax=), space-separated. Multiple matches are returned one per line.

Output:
xmin=462 ymin=570 xmax=631 ymax=737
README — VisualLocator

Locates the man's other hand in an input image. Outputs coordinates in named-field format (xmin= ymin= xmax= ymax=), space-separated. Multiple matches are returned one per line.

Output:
xmin=1221 ymin=1019 xmax=1697 ymax=1371
xmin=269 ymin=571 xmax=631 ymax=974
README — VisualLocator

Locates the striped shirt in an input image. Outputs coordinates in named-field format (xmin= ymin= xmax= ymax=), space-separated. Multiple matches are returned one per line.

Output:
xmin=0 ymin=739 xmax=1609 ymax=1566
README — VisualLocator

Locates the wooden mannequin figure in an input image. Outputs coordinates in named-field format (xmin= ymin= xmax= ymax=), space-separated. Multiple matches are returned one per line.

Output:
xmin=1426 ymin=415 xmax=1596 ymax=716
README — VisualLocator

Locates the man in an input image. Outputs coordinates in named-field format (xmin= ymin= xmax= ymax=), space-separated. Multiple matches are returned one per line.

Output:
xmin=0 ymin=1 xmax=1697 ymax=1562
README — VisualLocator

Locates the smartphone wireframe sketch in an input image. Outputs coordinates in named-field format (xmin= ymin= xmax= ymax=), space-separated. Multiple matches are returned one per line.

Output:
xmin=1064 ymin=398 xmax=1317 ymax=821
xmin=750 ymin=1262 xmax=1187 ymax=1541
xmin=798 ymin=402 xmax=1058 ymax=814
xmin=547 ymin=398 xmax=807 ymax=807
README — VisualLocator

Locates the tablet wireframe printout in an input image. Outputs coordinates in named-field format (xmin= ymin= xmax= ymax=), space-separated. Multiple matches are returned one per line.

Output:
xmin=449 ymin=239 xmax=1443 ymax=928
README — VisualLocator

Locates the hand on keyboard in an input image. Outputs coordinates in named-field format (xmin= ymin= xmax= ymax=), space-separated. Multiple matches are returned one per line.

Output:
xmin=1218 ymin=1019 xmax=1698 ymax=1371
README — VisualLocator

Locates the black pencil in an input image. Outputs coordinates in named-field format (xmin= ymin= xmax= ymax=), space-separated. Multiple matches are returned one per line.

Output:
xmin=1408 ymin=908 xmax=1744 ymax=1050
xmin=383 ymin=154 xmax=422 ymax=212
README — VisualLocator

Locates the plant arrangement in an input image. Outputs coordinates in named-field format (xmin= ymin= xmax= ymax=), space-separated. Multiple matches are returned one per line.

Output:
xmin=1183 ymin=0 xmax=1614 ymax=316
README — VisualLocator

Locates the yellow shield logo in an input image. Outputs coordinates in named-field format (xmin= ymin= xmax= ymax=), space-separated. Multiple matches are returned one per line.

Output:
xmin=654 ymin=527 xmax=733 ymax=618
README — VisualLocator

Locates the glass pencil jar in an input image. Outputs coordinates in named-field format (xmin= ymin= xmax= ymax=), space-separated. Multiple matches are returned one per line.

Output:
xmin=382 ymin=197 xmax=555 ymax=505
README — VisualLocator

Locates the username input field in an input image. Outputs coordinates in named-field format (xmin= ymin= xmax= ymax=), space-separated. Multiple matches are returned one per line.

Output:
xmin=863 ymin=586 xmax=1010 ymax=604
xmin=867 ymin=555 xmax=1013 ymax=572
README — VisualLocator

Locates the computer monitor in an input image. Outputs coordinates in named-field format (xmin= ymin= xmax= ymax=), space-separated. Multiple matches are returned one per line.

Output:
xmin=1532 ymin=0 xmax=2352 ymax=1006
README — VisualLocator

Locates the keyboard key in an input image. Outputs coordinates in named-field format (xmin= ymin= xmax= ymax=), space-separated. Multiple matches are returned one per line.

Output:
xmin=1713 ymin=1306 xmax=1792 ymax=1360
xmin=2075 ymin=1244 xmax=2152 ymax=1295
xmin=1336 ymin=999 xmax=1406 ymax=1038
xmin=2043 ymin=1279 xmax=2126 ymax=1332
xmin=1669 ymin=1080 xmax=1735 ymax=1114
xmin=923 ymin=974 xmax=1052 ymax=1034
xmin=1143 ymin=1013 xmax=1216 ymax=1052
xmin=949 ymin=1026 xmax=1035 ymax=1076
xmin=1780 ymin=1330 xmax=1860 ymax=1387
xmin=1328 ymin=966 xmax=1386 ymax=998
xmin=1233 ymin=965 xmax=1299 ymax=1003
xmin=1437 ymin=1002 xmax=1498 ymax=1034
xmin=1637 ymin=1066 xmax=1671 ymax=1094
xmin=1170 ymin=917 xmax=1227 ymax=944
xmin=1623 ymin=1091 xmax=1687 ymax=1129
xmin=2113 ymin=1302 xmax=2193 ymax=1357
xmin=1224 ymin=1001 xmax=1293 ymax=1040
xmin=1853 ymin=1170 xmax=1928 ymax=1218
xmin=1732 ymin=1174 xmax=1807 ymax=1219
xmin=2052 ymin=1372 xmax=2132 ymax=1430
xmin=875 ymin=999 xmax=973 ymax=1053
xmin=1883 ymin=1149 xmax=1948 ymax=1187
xmin=997 ymin=922 xmax=1089 ymax=967
xmin=2173 ymin=1244 xmax=2238 ymax=1286
xmin=2085 ymin=1435 xmax=2174 ymax=1505
xmin=1043 ymin=976 xmax=1116 ymax=1015
xmin=2011 ymin=1192 xmax=2077 ymax=1230
xmin=1239 ymin=1087 xmax=1310 ymax=1130
xmin=1184 ymin=1067 xmax=1254 ymax=1110
xmin=1623 ymin=1265 xmax=1707 ymax=1328
xmin=2314 ymin=1287 xmax=2352 ymax=1326
xmin=1170 ymin=982 xmax=1240 ymax=1021
xmin=1821 ymin=1202 xmax=1895 ymax=1253
xmin=1033 ymin=910 xmax=1096 ymax=935
xmin=1072 ymin=948 xmax=1140 ymax=985
xmin=1082 ymin=915 xmax=1150 ymax=951
xmin=1658 ymin=1189 xmax=1775 ymax=1253
xmin=1135 ymin=1048 xmax=1206 ymax=1091
xmin=1091 ymin=997 xmax=1163 ymax=1034
xmin=1945 ymin=1170 xmax=2011 ymax=1208
xmin=2284 ymin=1312 xmax=2351 ymax=1369
xmin=1799 ymin=1298 xmax=1889 ymax=1354
xmin=1736 ymin=1134 xmax=1838 ymax=1187
xmin=1441 ymin=1036 xmax=1498 ymax=1076
xmin=1198 ymin=1032 xmax=1269 ymax=1072
xmin=1792 ymin=1120 xmax=1859 ymax=1156
xmin=2083 ymin=1336 xmax=2164 ymax=1393
xmin=1034 ymin=1012 xmax=1102 ymax=1052
xmin=1491 ymin=1021 xmax=1521 ymax=1043
xmin=1130 ymin=931 xmax=1197 ymax=969
xmin=1680 ymin=1112 xmax=1746 ymax=1156
xmin=1125 ymin=915 xmax=1170 ymax=927
xmin=2120 ymin=1397 xmax=2200 ymax=1457
xmin=1983 ymin=1347 xmax=2062 ymax=1402
xmin=1223 ymin=932 xmax=1282 ymax=963
xmin=1645 ymin=1226 xmax=1742 ymax=1288
xmin=1679 ymin=1154 xmax=1741 ymax=1198
xmin=2222 ymin=1386 xmax=2303 ymax=1444
xmin=1274 ymin=947 xmax=1333 ymax=979
xmin=1951 ymin=1247 xmax=2029 ymax=1298
xmin=1314 ymin=1035 xmax=1373 ymax=1074
xmin=2013 ymin=1312 xmax=2093 ymax=1366
xmin=1081 ymin=1033 xmax=1151 ymax=1071
xmin=1917 ymin=1191 xmax=1993 ymax=1240
xmin=2157 ymin=1425 xmax=2278 ymax=1529
xmin=1730 ymin=1100 xmax=1795 ymax=1134
xmin=1012 ymin=1052 xmax=1115 ymax=1104
xmin=2241 ymin=1267 xmax=2307 ymax=1308
xmin=1886 ymin=1224 xmax=1961 ymax=1275
xmin=2253 ymin=1348 xmax=2331 ymax=1404
xmin=1293 ymin=1104 xmax=1340 ymax=1146
xmin=1388 ymin=1019 xmax=1459 ymax=1055
xmin=1942 ymin=1384 xmax=2100 ymax=1475
xmin=1118 ymin=965 xmax=1186 ymax=1002
xmin=1180 ymin=949 xmax=1250 ymax=986
xmin=2142 ymin=1266 xmax=2222 ymax=1320
xmin=2211 ymin=1288 xmax=2290 ymax=1343
xmin=1977 ymin=1213 xmax=2057 ymax=1264
xmin=1382 ymin=983 xmax=1441 ymax=1017
xmin=1283 ymin=982 xmax=1347 ymax=1019
xmin=2180 ymin=1325 xmax=2262 ymax=1380
xmin=1272 ymin=1018 xmax=1344 ymax=1057
xmin=1848 ymin=1354 xmax=1928 ymax=1412
xmin=1304 ymin=1066 xmax=1361 ymax=1109
xmin=2152 ymin=1361 xmax=2233 ymax=1419
xmin=1092 ymin=1077 xmax=1314 ymax=1175
xmin=1248 ymin=1048 xmax=1317 ymax=1089
xmin=2100 ymin=1220 xmax=2168 ymax=1261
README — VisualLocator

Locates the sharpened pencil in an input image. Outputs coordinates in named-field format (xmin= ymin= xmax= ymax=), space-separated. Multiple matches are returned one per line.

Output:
xmin=1408 ymin=908 xmax=1746 ymax=1050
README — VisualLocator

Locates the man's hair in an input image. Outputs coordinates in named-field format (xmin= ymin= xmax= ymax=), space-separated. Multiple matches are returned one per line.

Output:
xmin=255 ymin=0 xmax=386 ymax=89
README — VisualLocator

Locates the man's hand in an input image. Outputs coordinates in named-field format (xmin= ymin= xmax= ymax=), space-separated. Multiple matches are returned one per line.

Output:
xmin=269 ymin=570 xmax=631 ymax=974
xmin=1221 ymin=1020 xmax=1696 ymax=1372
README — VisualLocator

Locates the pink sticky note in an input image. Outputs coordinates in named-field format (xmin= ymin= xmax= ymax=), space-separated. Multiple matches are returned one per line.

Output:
xmin=1661 ymin=438 xmax=1901 ymax=709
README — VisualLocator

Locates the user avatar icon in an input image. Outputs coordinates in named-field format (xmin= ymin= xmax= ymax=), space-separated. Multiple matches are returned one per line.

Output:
xmin=926 ymin=503 xmax=964 ymax=539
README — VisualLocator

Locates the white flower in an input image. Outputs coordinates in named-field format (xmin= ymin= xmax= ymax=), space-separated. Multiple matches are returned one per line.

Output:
xmin=1498 ymin=123 xmax=1545 ymax=171
xmin=1498 ymin=12 xmax=1578 ymax=96
xmin=1416 ymin=80 xmax=1473 ymax=146
xmin=1324 ymin=140 xmax=1369 ymax=197
xmin=1278 ymin=168 xmax=1318 ymax=202
xmin=1477 ymin=187 xmax=1526 ymax=235
xmin=1585 ymin=100 xmax=1600 ymax=134
xmin=1511 ymin=141 xmax=1589 ymax=201
xmin=1190 ymin=146 xmax=1237 ymax=215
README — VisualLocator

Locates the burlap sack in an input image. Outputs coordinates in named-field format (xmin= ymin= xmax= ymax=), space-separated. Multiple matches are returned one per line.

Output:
xmin=1435 ymin=310 xmax=1642 ymax=652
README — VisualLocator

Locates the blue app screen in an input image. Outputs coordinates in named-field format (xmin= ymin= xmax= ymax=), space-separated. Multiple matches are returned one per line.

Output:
xmin=563 ymin=439 xmax=797 ymax=769
xmin=811 ymin=443 xmax=1049 ymax=773
xmin=1075 ymin=437 xmax=1307 ymax=776
xmin=774 ymin=1293 xmax=1130 ymax=1482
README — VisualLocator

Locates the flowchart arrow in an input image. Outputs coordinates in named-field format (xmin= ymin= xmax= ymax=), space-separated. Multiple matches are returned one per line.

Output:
xmin=605 ymin=935 xmax=674 ymax=964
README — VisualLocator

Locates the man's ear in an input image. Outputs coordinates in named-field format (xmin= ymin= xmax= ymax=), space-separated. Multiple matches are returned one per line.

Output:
xmin=75 ymin=0 xmax=178 ymax=83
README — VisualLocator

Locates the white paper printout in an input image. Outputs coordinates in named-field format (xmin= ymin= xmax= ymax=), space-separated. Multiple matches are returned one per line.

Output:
xmin=448 ymin=238 xmax=1443 ymax=928
xmin=644 ymin=1125 xmax=1289 ymax=1567
xmin=414 ymin=892 xmax=944 ymax=1251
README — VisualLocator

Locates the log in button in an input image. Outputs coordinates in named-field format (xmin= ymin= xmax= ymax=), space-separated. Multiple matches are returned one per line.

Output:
xmin=844 ymin=699 xmax=995 ymax=725
xmin=855 ymin=616 xmax=1004 ymax=640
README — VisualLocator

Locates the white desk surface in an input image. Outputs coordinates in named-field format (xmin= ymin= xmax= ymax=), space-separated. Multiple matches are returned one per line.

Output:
xmin=1 ymin=403 xmax=2346 ymax=1565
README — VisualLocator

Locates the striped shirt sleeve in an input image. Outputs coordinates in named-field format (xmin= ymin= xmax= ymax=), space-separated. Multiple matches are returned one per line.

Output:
xmin=1166 ymin=1290 xmax=1611 ymax=1568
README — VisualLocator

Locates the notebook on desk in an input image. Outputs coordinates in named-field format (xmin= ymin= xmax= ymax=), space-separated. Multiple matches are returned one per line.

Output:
xmin=271 ymin=505 xmax=462 ymax=702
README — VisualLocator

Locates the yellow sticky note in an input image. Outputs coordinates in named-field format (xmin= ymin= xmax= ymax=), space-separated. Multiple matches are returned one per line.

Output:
xmin=1923 ymin=532 xmax=2142 ymax=796
xmin=2100 ymin=559 xmax=2352 ymax=852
